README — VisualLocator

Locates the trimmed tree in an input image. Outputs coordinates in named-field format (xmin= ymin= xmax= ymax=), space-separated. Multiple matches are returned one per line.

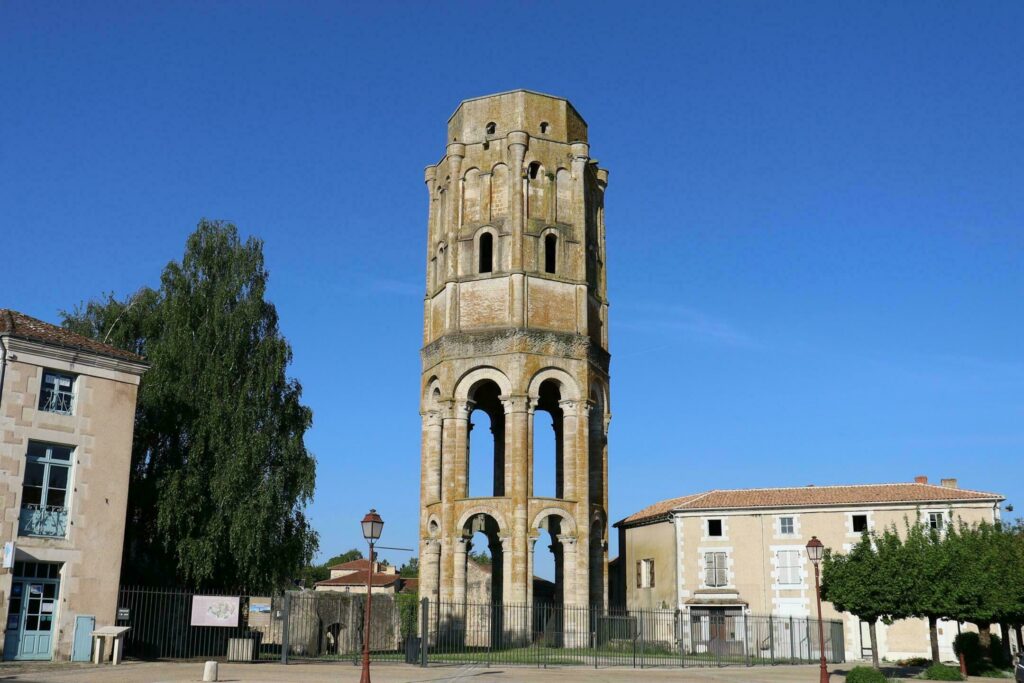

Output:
xmin=898 ymin=519 xmax=956 ymax=665
xmin=62 ymin=220 xmax=317 ymax=591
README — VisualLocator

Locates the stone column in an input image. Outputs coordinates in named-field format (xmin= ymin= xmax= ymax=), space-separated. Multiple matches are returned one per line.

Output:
xmin=501 ymin=394 xmax=530 ymax=605
xmin=453 ymin=536 xmax=468 ymax=606
xmin=423 ymin=410 xmax=443 ymax=504
xmin=445 ymin=143 xmax=465 ymax=280
xmin=558 ymin=399 xmax=583 ymax=501
xmin=507 ymin=132 xmax=528 ymax=328
xmin=452 ymin=401 xmax=473 ymax=499
xmin=420 ymin=537 xmax=441 ymax=611
xmin=560 ymin=534 xmax=586 ymax=647
xmin=424 ymin=165 xmax=438 ymax=290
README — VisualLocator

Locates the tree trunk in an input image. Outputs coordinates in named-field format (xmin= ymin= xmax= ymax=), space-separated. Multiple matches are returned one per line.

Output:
xmin=869 ymin=619 xmax=880 ymax=669
xmin=1015 ymin=623 xmax=1023 ymax=653
xmin=999 ymin=622 xmax=1012 ymax=663
xmin=978 ymin=622 xmax=992 ymax=664
xmin=929 ymin=615 xmax=940 ymax=665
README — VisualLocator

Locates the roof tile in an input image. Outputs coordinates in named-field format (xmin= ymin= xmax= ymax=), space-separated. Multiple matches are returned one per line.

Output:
xmin=0 ymin=308 xmax=145 ymax=363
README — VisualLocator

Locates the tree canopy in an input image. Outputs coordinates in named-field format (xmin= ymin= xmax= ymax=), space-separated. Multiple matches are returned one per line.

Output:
xmin=63 ymin=220 xmax=318 ymax=592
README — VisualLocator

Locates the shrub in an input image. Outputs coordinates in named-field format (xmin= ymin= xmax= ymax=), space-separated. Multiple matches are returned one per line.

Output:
xmin=989 ymin=634 xmax=1008 ymax=669
xmin=922 ymin=663 xmax=964 ymax=680
xmin=953 ymin=632 xmax=983 ymax=674
xmin=846 ymin=665 xmax=888 ymax=683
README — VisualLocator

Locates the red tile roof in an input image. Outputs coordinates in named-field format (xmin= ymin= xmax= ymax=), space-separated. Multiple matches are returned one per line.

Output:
xmin=315 ymin=570 xmax=402 ymax=588
xmin=618 ymin=482 xmax=1003 ymax=527
xmin=328 ymin=558 xmax=375 ymax=571
xmin=399 ymin=578 xmax=419 ymax=594
xmin=0 ymin=309 xmax=145 ymax=363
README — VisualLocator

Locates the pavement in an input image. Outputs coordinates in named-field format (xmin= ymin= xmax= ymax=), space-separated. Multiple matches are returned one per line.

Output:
xmin=0 ymin=661 xmax=924 ymax=683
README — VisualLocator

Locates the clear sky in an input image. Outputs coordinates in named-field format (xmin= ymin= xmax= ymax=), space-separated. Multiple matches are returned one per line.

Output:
xmin=3 ymin=2 xmax=1022 ymax=579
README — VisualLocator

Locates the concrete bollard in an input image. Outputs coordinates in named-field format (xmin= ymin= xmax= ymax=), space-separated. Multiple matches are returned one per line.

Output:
xmin=202 ymin=660 xmax=218 ymax=682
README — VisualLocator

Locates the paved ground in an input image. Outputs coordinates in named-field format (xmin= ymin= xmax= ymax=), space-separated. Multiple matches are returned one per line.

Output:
xmin=0 ymin=661 xmax=925 ymax=683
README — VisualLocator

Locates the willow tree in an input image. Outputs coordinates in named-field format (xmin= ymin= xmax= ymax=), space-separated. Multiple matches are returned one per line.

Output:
xmin=63 ymin=220 xmax=317 ymax=591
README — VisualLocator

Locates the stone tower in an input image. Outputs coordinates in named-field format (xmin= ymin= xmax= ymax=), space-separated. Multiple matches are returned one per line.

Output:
xmin=418 ymin=91 xmax=610 ymax=612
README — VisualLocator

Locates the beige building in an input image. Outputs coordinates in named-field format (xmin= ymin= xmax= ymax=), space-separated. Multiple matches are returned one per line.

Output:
xmin=615 ymin=478 xmax=1004 ymax=662
xmin=417 ymin=90 xmax=611 ymax=617
xmin=0 ymin=309 xmax=147 ymax=661
xmin=313 ymin=558 xmax=414 ymax=596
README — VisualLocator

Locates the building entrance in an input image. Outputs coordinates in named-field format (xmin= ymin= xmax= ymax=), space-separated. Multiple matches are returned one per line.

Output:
xmin=3 ymin=561 xmax=62 ymax=661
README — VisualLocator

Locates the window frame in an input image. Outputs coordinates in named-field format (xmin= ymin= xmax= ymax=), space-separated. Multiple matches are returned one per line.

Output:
xmin=704 ymin=551 xmax=728 ymax=588
xmin=779 ymin=516 xmax=795 ymax=535
xmin=636 ymin=558 xmax=655 ymax=589
xmin=38 ymin=370 xmax=76 ymax=416
xmin=19 ymin=442 xmax=73 ymax=539
xmin=707 ymin=519 xmax=723 ymax=538
xmin=776 ymin=549 xmax=802 ymax=586
xmin=927 ymin=511 xmax=945 ymax=531
xmin=851 ymin=513 xmax=869 ymax=534
xmin=478 ymin=232 xmax=494 ymax=274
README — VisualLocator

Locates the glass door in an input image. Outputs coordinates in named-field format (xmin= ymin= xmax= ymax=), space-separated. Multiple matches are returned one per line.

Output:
xmin=3 ymin=562 xmax=61 ymax=661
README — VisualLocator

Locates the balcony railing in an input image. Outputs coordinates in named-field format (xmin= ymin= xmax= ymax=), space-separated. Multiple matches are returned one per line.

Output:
xmin=40 ymin=389 xmax=74 ymax=415
xmin=19 ymin=504 xmax=68 ymax=538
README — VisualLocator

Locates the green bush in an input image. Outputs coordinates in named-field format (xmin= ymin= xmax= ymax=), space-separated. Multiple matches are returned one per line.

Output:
xmin=922 ymin=663 xmax=964 ymax=680
xmin=954 ymin=632 xmax=983 ymax=674
xmin=988 ymin=634 xmax=1007 ymax=669
xmin=846 ymin=665 xmax=888 ymax=683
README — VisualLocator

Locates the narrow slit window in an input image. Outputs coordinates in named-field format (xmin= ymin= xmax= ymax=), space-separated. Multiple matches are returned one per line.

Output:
xmin=540 ymin=121 xmax=549 ymax=134
xmin=528 ymin=162 xmax=541 ymax=180
xmin=485 ymin=122 xmax=496 ymax=135
xmin=478 ymin=233 xmax=493 ymax=274
xmin=544 ymin=234 xmax=557 ymax=274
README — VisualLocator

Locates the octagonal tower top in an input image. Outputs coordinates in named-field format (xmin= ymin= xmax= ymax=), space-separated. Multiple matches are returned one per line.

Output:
xmin=447 ymin=89 xmax=588 ymax=146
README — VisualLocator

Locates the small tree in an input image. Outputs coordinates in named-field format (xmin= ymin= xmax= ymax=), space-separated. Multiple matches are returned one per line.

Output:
xmin=822 ymin=531 xmax=901 ymax=668
xmin=898 ymin=520 xmax=955 ymax=664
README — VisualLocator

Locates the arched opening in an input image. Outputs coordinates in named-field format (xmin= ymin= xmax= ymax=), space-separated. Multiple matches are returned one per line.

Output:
xmin=461 ymin=513 xmax=504 ymax=645
xmin=468 ymin=380 xmax=504 ymax=497
xmin=544 ymin=234 xmax=557 ymax=274
xmin=533 ymin=380 xmax=563 ymax=499
xmin=533 ymin=514 xmax=566 ymax=644
xmin=485 ymin=122 xmax=496 ymax=135
xmin=540 ymin=121 xmax=549 ymax=134
xmin=527 ymin=161 xmax=541 ymax=180
xmin=478 ymin=232 xmax=493 ymax=274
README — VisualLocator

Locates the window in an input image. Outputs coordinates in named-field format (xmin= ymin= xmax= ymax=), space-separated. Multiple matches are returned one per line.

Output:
xmin=19 ymin=442 xmax=72 ymax=538
xmin=38 ymin=370 xmax=74 ymax=415
xmin=707 ymin=519 xmax=723 ymax=537
xmin=636 ymin=558 xmax=655 ymax=588
xmin=485 ymin=122 xmax=496 ymax=135
xmin=852 ymin=514 xmax=868 ymax=533
xmin=478 ymin=233 xmax=493 ymax=273
xmin=704 ymin=552 xmax=728 ymax=587
xmin=928 ymin=512 xmax=945 ymax=531
xmin=777 ymin=550 xmax=801 ymax=585
xmin=544 ymin=234 xmax=557 ymax=274
xmin=528 ymin=161 xmax=541 ymax=180
xmin=779 ymin=516 xmax=795 ymax=535
xmin=540 ymin=121 xmax=549 ymax=134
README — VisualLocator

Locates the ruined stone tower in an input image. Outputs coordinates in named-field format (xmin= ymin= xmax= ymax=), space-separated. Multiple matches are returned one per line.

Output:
xmin=418 ymin=91 xmax=610 ymax=611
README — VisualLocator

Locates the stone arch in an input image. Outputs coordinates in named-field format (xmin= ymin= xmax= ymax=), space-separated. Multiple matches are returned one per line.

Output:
xmin=490 ymin=163 xmax=509 ymax=219
xmin=426 ymin=514 xmax=441 ymax=538
xmin=423 ymin=376 xmax=444 ymax=406
xmin=527 ymin=367 xmax=581 ymax=401
xmin=462 ymin=167 xmax=482 ymax=223
xmin=457 ymin=506 xmax=510 ymax=540
xmin=454 ymin=367 xmax=512 ymax=402
xmin=531 ymin=507 xmax=577 ymax=536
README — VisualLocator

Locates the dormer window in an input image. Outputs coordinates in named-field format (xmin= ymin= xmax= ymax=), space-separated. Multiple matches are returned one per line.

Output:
xmin=39 ymin=371 xmax=74 ymax=415
xmin=478 ymin=233 xmax=493 ymax=274
xmin=485 ymin=122 xmax=496 ymax=135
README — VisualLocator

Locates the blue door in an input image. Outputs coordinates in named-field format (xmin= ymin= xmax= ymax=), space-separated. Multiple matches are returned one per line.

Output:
xmin=3 ymin=562 xmax=61 ymax=661
xmin=72 ymin=615 xmax=95 ymax=662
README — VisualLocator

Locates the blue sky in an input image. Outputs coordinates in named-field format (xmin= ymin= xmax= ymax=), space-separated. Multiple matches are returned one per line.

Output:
xmin=3 ymin=2 xmax=1022 ymax=578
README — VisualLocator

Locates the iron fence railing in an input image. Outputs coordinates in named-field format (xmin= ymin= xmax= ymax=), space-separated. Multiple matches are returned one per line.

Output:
xmin=114 ymin=587 xmax=844 ymax=669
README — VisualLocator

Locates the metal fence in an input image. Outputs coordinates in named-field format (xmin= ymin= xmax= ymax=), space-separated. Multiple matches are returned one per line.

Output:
xmin=115 ymin=588 xmax=843 ymax=668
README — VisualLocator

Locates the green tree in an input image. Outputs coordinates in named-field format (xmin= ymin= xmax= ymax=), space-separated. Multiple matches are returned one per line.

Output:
xmin=897 ymin=519 xmax=956 ymax=665
xmin=62 ymin=220 xmax=317 ymax=592
xmin=399 ymin=557 xmax=419 ymax=578
xmin=299 ymin=549 xmax=364 ymax=586
xmin=822 ymin=530 xmax=903 ymax=668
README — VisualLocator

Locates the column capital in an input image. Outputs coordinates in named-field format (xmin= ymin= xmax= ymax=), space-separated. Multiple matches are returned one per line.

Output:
xmin=499 ymin=536 xmax=512 ymax=553
xmin=422 ymin=409 xmax=443 ymax=427
xmin=570 ymin=142 xmax=590 ymax=161
xmin=454 ymin=536 xmax=469 ymax=550
xmin=506 ymin=130 xmax=529 ymax=151
xmin=446 ymin=142 xmax=466 ymax=160
xmin=424 ymin=165 xmax=438 ymax=185
xmin=500 ymin=394 xmax=531 ymax=414
xmin=455 ymin=400 xmax=475 ymax=419
xmin=559 ymin=398 xmax=591 ymax=416
xmin=557 ymin=534 xmax=578 ymax=549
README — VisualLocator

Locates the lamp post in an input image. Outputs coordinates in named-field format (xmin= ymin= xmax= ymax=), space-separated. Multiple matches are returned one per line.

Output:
xmin=360 ymin=509 xmax=384 ymax=683
xmin=806 ymin=536 xmax=829 ymax=683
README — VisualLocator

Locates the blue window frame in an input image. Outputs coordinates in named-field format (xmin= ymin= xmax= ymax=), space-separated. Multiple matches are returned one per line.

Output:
xmin=18 ymin=442 xmax=72 ymax=538
xmin=38 ymin=371 xmax=75 ymax=415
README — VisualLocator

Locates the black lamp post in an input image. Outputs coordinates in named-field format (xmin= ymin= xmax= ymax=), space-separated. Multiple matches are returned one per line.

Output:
xmin=806 ymin=536 xmax=829 ymax=683
xmin=360 ymin=509 xmax=384 ymax=683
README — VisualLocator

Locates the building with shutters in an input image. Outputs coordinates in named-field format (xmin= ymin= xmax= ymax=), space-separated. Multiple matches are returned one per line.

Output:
xmin=0 ymin=309 xmax=147 ymax=661
xmin=614 ymin=477 xmax=1004 ymax=662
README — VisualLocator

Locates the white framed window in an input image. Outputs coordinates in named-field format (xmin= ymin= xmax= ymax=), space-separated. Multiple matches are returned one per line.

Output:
xmin=779 ymin=516 xmax=795 ymax=535
xmin=636 ymin=558 xmax=655 ymax=588
xmin=851 ymin=513 xmax=869 ymax=533
xmin=928 ymin=511 xmax=945 ymax=531
xmin=776 ymin=550 xmax=801 ymax=585
xmin=38 ymin=370 xmax=75 ymax=415
xmin=704 ymin=551 xmax=728 ymax=588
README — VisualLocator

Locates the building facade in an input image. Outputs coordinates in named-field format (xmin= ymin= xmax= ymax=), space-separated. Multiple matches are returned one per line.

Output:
xmin=418 ymin=90 xmax=611 ymax=614
xmin=314 ymin=558 xmax=412 ymax=595
xmin=615 ymin=478 xmax=1004 ymax=662
xmin=0 ymin=310 xmax=147 ymax=661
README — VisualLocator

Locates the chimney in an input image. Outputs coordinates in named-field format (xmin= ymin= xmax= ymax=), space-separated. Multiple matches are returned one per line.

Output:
xmin=914 ymin=475 xmax=928 ymax=484
xmin=941 ymin=478 xmax=958 ymax=489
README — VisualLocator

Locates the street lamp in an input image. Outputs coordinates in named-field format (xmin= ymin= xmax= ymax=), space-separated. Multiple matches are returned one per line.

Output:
xmin=360 ymin=509 xmax=384 ymax=683
xmin=806 ymin=536 xmax=829 ymax=683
